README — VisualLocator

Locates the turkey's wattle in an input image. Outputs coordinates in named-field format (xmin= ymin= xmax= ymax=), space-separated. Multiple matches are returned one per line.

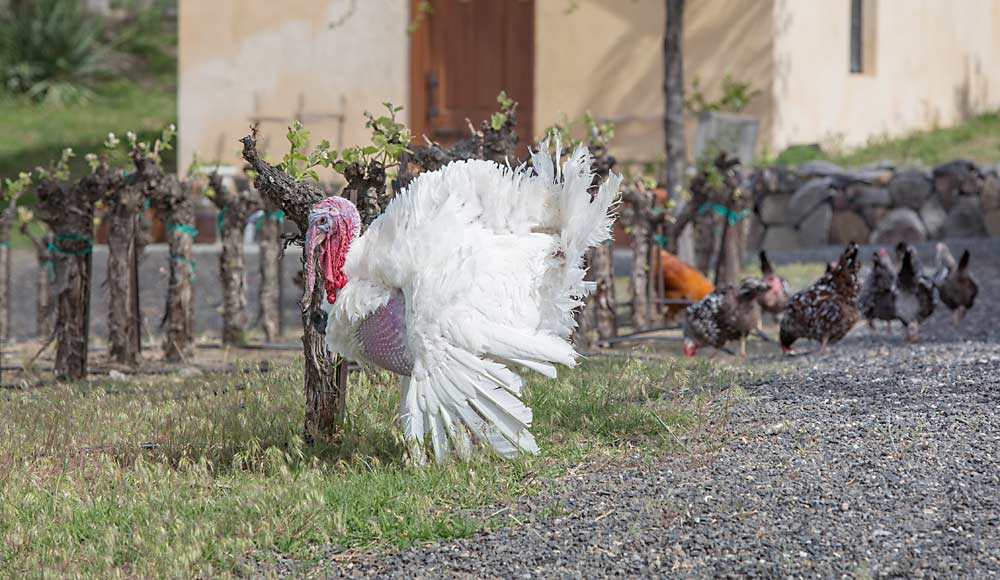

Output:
xmin=355 ymin=289 xmax=413 ymax=375
xmin=303 ymin=197 xmax=360 ymax=308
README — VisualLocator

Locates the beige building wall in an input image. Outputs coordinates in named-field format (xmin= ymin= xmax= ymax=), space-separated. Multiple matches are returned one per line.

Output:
xmin=179 ymin=0 xmax=1000 ymax=172
xmin=772 ymin=0 xmax=1000 ymax=152
xmin=178 ymin=0 xmax=408 ymax=176
xmin=534 ymin=0 xmax=775 ymax=164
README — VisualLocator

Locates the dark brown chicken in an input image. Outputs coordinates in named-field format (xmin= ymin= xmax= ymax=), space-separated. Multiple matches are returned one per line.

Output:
xmin=779 ymin=242 xmax=862 ymax=354
xmin=934 ymin=242 xmax=978 ymax=326
xmin=895 ymin=243 xmax=935 ymax=342
xmin=757 ymin=251 xmax=790 ymax=316
xmin=859 ymin=247 xmax=896 ymax=331
xmin=683 ymin=278 xmax=770 ymax=357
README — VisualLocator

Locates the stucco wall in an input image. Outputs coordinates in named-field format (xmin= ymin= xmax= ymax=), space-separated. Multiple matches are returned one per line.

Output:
xmin=534 ymin=0 xmax=775 ymax=164
xmin=772 ymin=0 xmax=1000 ymax=152
xmin=178 ymin=0 xmax=408 ymax=177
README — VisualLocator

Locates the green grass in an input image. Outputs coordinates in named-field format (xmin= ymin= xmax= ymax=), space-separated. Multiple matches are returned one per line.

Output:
xmin=0 ymin=79 xmax=177 ymax=182
xmin=772 ymin=110 xmax=1000 ymax=168
xmin=0 ymin=356 xmax=743 ymax=578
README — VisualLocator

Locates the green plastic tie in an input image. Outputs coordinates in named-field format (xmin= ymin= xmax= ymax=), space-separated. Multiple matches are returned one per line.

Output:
xmin=49 ymin=233 xmax=94 ymax=255
xmin=168 ymin=224 xmax=199 ymax=237
xmin=216 ymin=207 xmax=226 ymax=233
xmin=697 ymin=201 xmax=751 ymax=225
xmin=0 ymin=241 xmax=10 ymax=248
xmin=172 ymin=255 xmax=197 ymax=280
xmin=654 ymin=234 xmax=667 ymax=249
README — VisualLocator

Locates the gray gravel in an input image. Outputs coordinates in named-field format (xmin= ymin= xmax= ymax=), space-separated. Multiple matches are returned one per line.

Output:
xmin=305 ymin=238 xmax=1000 ymax=579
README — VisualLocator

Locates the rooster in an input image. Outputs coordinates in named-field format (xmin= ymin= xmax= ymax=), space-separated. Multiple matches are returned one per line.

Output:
xmin=779 ymin=243 xmax=862 ymax=354
xmin=304 ymin=144 xmax=620 ymax=463
xmin=657 ymin=249 xmax=715 ymax=321
xmin=859 ymin=248 xmax=897 ymax=332
xmin=683 ymin=278 xmax=770 ymax=357
xmin=933 ymin=243 xmax=978 ymax=326
xmin=895 ymin=243 xmax=935 ymax=342
xmin=757 ymin=250 xmax=790 ymax=316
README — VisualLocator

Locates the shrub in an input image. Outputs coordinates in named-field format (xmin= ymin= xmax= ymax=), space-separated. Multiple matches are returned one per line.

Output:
xmin=0 ymin=0 xmax=117 ymax=104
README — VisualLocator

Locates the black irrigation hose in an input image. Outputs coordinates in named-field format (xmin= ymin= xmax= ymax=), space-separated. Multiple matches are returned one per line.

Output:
xmin=195 ymin=342 xmax=303 ymax=351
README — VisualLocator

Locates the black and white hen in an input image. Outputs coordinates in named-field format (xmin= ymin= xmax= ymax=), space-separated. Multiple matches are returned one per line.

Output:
xmin=894 ymin=242 xmax=935 ymax=342
xmin=779 ymin=242 xmax=862 ymax=354
xmin=934 ymin=242 xmax=978 ymax=326
xmin=683 ymin=278 xmax=771 ymax=357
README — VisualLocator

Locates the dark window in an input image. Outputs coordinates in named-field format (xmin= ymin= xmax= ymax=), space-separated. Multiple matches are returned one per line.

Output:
xmin=850 ymin=0 xmax=863 ymax=73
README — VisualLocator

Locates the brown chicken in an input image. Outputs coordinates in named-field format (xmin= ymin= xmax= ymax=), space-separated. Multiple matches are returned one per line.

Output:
xmin=934 ymin=242 xmax=978 ymax=326
xmin=779 ymin=242 xmax=862 ymax=354
xmin=657 ymin=249 xmax=715 ymax=321
xmin=683 ymin=278 xmax=771 ymax=357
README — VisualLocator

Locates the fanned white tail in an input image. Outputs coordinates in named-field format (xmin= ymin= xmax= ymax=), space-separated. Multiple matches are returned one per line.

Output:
xmin=325 ymin=141 xmax=621 ymax=462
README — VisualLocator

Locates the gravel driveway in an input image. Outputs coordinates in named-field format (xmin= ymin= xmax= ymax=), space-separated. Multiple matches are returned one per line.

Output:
xmin=314 ymin=238 xmax=1000 ymax=579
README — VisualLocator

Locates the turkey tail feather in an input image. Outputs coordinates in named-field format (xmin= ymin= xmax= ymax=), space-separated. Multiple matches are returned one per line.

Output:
xmin=401 ymin=346 xmax=540 ymax=463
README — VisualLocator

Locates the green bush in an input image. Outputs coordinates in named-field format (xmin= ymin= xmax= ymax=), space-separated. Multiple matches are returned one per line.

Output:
xmin=0 ymin=0 xmax=117 ymax=104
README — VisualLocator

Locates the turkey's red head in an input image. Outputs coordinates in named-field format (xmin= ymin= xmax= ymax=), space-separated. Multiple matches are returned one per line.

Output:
xmin=303 ymin=197 xmax=361 ymax=309
xmin=682 ymin=338 xmax=697 ymax=357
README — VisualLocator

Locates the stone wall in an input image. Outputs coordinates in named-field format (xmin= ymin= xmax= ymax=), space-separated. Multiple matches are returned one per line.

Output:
xmin=753 ymin=159 xmax=1000 ymax=251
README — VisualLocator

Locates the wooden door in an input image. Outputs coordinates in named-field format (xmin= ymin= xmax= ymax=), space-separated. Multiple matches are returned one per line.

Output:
xmin=410 ymin=0 xmax=535 ymax=153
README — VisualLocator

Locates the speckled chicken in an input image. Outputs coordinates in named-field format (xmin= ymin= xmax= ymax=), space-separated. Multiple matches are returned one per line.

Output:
xmin=859 ymin=247 xmax=897 ymax=331
xmin=933 ymin=242 xmax=977 ymax=326
xmin=683 ymin=278 xmax=771 ymax=357
xmin=894 ymin=243 xmax=935 ymax=342
xmin=757 ymin=251 xmax=790 ymax=316
xmin=779 ymin=242 xmax=862 ymax=354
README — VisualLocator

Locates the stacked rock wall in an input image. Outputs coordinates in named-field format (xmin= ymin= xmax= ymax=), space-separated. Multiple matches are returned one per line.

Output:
xmin=752 ymin=159 xmax=1000 ymax=251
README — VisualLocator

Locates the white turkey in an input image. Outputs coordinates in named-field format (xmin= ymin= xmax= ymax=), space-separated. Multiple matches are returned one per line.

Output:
xmin=302 ymin=143 xmax=621 ymax=463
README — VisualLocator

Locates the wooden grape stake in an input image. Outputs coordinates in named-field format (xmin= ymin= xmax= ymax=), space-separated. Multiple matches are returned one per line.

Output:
xmin=145 ymin=161 xmax=197 ymax=362
xmin=0 ymin=198 xmax=14 ymax=342
xmin=240 ymin=128 xmax=341 ymax=441
xmin=103 ymin=160 xmax=145 ymax=366
xmin=585 ymin=138 xmax=619 ymax=343
xmin=257 ymin=196 xmax=284 ymax=342
xmin=23 ymin=227 xmax=55 ymax=339
xmin=35 ymin=152 xmax=112 ymax=379
xmin=240 ymin=105 xmax=407 ymax=441
xmin=207 ymin=171 xmax=260 ymax=346
xmin=621 ymin=184 xmax=659 ymax=332
xmin=0 ymin=173 xmax=35 ymax=342
xmin=14 ymin=206 xmax=55 ymax=339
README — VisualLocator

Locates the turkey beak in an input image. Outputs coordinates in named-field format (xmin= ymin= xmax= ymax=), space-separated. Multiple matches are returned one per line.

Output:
xmin=302 ymin=222 xmax=327 ymax=310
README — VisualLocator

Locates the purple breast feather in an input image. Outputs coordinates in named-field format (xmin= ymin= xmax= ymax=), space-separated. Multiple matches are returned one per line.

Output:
xmin=355 ymin=289 xmax=414 ymax=376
